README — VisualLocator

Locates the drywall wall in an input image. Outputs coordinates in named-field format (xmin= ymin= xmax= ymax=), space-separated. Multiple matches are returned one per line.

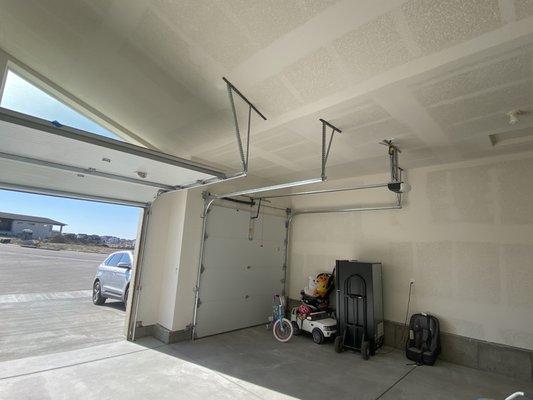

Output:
xmin=171 ymin=188 xmax=204 ymax=331
xmin=135 ymin=189 xmax=188 ymax=329
xmin=289 ymin=151 xmax=533 ymax=351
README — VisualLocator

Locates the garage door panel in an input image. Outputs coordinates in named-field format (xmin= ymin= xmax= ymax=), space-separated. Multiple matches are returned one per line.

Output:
xmin=207 ymin=207 xmax=251 ymax=239
xmin=0 ymin=110 xmax=224 ymax=204
xmin=196 ymin=295 xmax=273 ymax=337
xmin=203 ymin=238 xmax=284 ymax=269
xmin=0 ymin=115 xmax=217 ymax=186
xmin=206 ymin=207 xmax=286 ymax=242
xmin=195 ymin=205 xmax=286 ymax=338
xmin=0 ymin=158 xmax=158 ymax=203
xmin=259 ymin=214 xmax=287 ymax=241
xmin=200 ymin=265 xmax=284 ymax=302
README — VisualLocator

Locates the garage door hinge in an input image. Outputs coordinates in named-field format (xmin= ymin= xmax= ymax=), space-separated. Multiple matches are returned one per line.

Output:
xmin=280 ymin=278 xmax=286 ymax=284
xmin=204 ymin=232 xmax=208 ymax=240
xmin=200 ymin=264 xmax=205 ymax=274
xmin=284 ymin=238 xmax=288 ymax=245
xmin=282 ymin=264 xmax=287 ymax=270
xmin=197 ymin=299 xmax=202 ymax=307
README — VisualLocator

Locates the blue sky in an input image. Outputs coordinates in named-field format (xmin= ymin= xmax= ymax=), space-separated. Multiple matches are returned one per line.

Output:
xmin=1 ymin=71 xmax=119 ymax=139
xmin=0 ymin=70 xmax=140 ymax=239
xmin=0 ymin=190 xmax=140 ymax=239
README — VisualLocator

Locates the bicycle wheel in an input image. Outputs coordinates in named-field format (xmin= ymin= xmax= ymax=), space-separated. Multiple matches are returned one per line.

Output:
xmin=273 ymin=318 xmax=293 ymax=342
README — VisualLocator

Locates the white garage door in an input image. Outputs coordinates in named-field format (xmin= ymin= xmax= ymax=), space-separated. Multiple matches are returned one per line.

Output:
xmin=0 ymin=108 xmax=225 ymax=206
xmin=195 ymin=205 xmax=287 ymax=338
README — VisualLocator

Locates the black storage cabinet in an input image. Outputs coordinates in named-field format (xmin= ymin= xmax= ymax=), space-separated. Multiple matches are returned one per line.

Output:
xmin=335 ymin=260 xmax=384 ymax=355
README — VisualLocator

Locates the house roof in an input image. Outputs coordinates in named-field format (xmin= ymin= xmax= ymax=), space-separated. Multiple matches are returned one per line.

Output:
xmin=0 ymin=212 xmax=66 ymax=226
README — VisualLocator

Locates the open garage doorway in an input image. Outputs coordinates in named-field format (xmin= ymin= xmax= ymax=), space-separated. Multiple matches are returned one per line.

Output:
xmin=0 ymin=59 xmax=229 ymax=361
xmin=0 ymin=189 xmax=143 ymax=362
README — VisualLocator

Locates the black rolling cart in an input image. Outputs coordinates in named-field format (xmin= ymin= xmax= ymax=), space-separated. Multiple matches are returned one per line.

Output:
xmin=334 ymin=260 xmax=384 ymax=359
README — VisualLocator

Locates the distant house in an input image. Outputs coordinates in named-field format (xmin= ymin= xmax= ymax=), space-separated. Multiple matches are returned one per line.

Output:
xmin=0 ymin=212 xmax=66 ymax=240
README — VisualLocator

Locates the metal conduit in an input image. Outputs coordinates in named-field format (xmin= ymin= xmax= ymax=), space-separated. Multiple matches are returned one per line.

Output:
xmin=214 ymin=177 xmax=323 ymax=200
xmin=292 ymin=204 xmax=402 ymax=216
xmin=255 ymin=182 xmax=392 ymax=200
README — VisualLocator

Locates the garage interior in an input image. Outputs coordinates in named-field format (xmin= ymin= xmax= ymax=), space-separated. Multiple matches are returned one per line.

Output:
xmin=1 ymin=1 xmax=533 ymax=399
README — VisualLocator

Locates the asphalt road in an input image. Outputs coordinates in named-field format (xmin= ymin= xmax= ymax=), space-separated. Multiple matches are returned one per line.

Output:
xmin=0 ymin=245 xmax=126 ymax=362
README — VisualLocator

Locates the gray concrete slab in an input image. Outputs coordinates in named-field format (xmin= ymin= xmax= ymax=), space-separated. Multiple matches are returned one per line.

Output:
xmin=0 ymin=245 xmax=106 ymax=294
xmin=380 ymin=360 xmax=533 ymax=400
xmin=0 ymin=245 xmax=125 ymax=361
xmin=0 ymin=327 xmax=531 ymax=400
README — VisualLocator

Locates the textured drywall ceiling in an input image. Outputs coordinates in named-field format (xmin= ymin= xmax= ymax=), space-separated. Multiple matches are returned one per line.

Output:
xmin=0 ymin=0 xmax=533 ymax=183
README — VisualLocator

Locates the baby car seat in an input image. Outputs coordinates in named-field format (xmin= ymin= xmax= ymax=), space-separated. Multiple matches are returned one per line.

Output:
xmin=405 ymin=313 xmax=441 ymax=365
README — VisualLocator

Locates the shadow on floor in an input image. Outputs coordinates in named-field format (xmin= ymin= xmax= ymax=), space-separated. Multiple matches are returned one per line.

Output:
xmin=138 ymin=326 xmax=533 ymax=400
xmin=101 ymin=300 xmax=126 ymax=311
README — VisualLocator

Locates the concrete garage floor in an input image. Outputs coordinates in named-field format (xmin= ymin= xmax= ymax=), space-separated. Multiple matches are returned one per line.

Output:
xmin=0 ymin=245 xmax=125 ymax=361
xmin=0 ymin=327 xmax=531 ymax=400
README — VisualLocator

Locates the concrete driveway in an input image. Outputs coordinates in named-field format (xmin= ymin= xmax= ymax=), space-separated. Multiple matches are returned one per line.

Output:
xmin=0 ymin=244 xmax=125 ymax=362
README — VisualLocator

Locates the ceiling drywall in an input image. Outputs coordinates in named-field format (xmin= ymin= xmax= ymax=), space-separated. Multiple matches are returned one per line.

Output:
xmin=0 ymin=0 xmax=532 ymax=183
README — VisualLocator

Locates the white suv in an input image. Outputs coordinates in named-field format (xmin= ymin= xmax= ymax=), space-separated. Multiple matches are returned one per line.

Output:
xmin=92 ymin=250 xmax=133 ymax=307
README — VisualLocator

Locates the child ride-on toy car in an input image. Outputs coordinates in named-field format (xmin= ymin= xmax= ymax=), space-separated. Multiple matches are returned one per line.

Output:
xmin=290 ymin=308 xmax=337 ymax=344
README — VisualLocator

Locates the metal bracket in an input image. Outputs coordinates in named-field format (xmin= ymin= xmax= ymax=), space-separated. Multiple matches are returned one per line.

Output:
xmin=380 ymin=139 xmax=402 ymax=183
xmin=212 ymin=119 xmax=342 ymax=200
xmin=250 ymin=198 xmax=262 ymax=220
xmin=224 ymin=77 xmax=267 ymax=173
xmin=319 ymin=119 xmax=342 ymax=181
xmin=380 ymin=139 xmax=406 ymax=202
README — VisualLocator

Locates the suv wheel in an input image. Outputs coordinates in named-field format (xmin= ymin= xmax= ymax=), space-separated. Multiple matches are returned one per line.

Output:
xmin=123 ymin=286 xmax=129 ymax=309
xmin=92 ymin=281 xmax=106 ymax=305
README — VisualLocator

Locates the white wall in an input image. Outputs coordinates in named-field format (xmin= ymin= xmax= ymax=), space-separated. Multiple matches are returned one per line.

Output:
xmin=135 ymin=188 xmax=215 ymax=332
xmin=135 ymin=190 xmax=188 ymax=329
xmin=12 ymin=220 xmax=53 ymax=239
xmin=171 ymin=189 xmax=204 ymax=331
xmin=289 ymin=151 xmax=533 ymax=350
